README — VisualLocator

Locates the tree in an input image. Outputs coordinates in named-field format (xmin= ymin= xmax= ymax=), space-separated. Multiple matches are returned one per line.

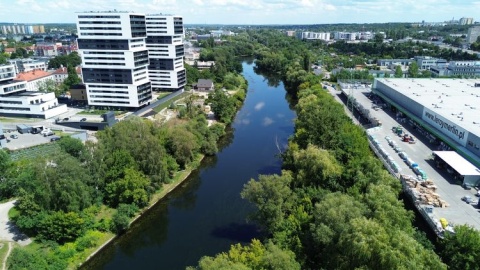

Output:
xmin=37 ymin=79 xmax=63 ymax=97
xmin=241 ymin=173 xmax=295 ymax=232
xmin=374 ymin=33 xmax=384 ymax=44
xmin=440 ymin=225 xmax=480 ymax=270
xmin=209 ymin=89 xmax=236 ymax=124
xmin=62 ymin=65 xmax=81 ymax=91
xmin=58 ymin=136 xmax=85 ymax=159
xmin=37 ymin=211 xmax=87 ymax=244
xmin=105 ymin=168 xmax=151 ymax=207
xmin=408 ymin=61 xmax=419 ymax=78
xmin=394 ymin=65 xmax=403 ymax=78
xmin=191 ymin=239 xmax=301 ymax=270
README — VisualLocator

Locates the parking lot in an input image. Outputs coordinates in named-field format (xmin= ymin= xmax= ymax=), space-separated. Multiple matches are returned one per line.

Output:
xmin=3 ymin=130 xmax=60 ymax=151
xmin=329 ymin=85 xmax=480 ymax=230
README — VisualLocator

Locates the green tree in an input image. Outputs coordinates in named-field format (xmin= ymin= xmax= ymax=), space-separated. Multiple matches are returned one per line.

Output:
xmin=105 ymin=168 xmax=151 ymax=207
xmin=37 ymin=79 xmax=63 ymax=97
xmin=241 ymin=173 xmax=295 ymax=232
xmin=209 ymin=89 xmax=236 ymax=124
xmin=440 ymin=225 xmax=480 ymax=270
xmin=394 ymin=65 xmax=403 ymax=78
xmin=58 ymin=136 xmax=85 ymax=158
xmin=37 ymin=211 xmax=87 ymax=244
xmin=191 ymin=239 xmax=300 ymax=270
xmin=408 ymin=61 xmax=419 ymax=78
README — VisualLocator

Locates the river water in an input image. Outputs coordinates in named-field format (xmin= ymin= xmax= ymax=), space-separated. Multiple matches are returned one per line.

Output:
xmin=83 ymin=61 xmax=296 ymax=270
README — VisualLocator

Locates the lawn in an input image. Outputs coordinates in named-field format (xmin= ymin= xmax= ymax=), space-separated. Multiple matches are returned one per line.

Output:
xmin=78 ymin=109 xmax=127 ymax=116
xmin=152 ymin=92 xmax=191 ymax=113
xmin=156 ymin=92 xmax=172 ymax=99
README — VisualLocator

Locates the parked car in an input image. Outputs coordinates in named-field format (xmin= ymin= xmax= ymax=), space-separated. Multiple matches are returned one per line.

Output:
xmin=63 ymin=117 xmax=69 ymax=121
xmin=80 ymin=118 xmax=87 ymax=122
xmin=10 ymin=134 xmax=18 ymax=139
xmin=43 ymin=131 xmax=55 ymax=137
xmin=50 ymin=136 xmax=61 ymax=142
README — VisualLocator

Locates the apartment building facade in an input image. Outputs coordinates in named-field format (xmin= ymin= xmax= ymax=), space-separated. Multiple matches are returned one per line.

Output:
xmin=145 ymin=14 xmax=186 ymax=92
xmin=0 ymin=64 xmax=67 ymax=118
xmin=76 ymin=11 xmax=152 ymax=109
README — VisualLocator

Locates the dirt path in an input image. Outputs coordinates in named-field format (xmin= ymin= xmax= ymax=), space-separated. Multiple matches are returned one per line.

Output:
xmin=2 ymin=242 xmax=12 ymax=270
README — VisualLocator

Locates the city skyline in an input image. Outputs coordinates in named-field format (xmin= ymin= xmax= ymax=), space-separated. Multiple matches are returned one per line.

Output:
xmin=1 ymin=0 xmax=479 ymax=25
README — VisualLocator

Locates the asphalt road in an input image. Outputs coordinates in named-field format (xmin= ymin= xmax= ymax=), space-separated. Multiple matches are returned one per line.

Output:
xmin=134 ymin=90 xmax=184 ymax=117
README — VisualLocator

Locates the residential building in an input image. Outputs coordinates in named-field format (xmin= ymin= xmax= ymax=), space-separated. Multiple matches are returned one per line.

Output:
xmin=52 ymin=66 xmax=83 ymax=84
xmin=16 ymin=69 xmax=55 ymax=91
xmin=185 ymin=60 xmax=215 ymax=69
xmin=460 ymin=17 xmax=474 ymax=25
xmin=298 ymin=32 xmax=330 ymax=41
xmin=76 ymin=11 xmax=152 ymax=109
xmin=193 ymin=79 xmax=214 ymax=91
xmin=8 ymin=58 xmax=47 ymax=74
xmin=145 ymin=14 xmax=186 ymax=92
xmin=0 ymin=63 xmax=67 ymax=118
xmin=467 ymin=26 xmax=480 ymax=44
xmin=334 ymin=31 xmax=357 ymax=40
xmin=285 ymin=31 xmax=295 ymax=37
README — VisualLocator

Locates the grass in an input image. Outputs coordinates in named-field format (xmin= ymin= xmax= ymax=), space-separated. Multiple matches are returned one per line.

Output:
xmin=0 ymin=241 xmax=9 ymax=266
xmin=156 ymin=92 xmax=172 ymax=99
xmin=54 ymin=131 xmax=78 ymax=137
xmin=8 ymin=206 xmax=19 ymax=220
xmin=78 ymin=109 xmax=127 ymax=116
xmin=0 ymin=117 xmax=41 ymax=123
xmin=152 ymin=92 xmax=191 ymax=113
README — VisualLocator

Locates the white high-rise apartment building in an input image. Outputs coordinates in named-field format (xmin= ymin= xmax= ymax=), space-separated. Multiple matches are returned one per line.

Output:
xmin=76 ymin=11 xmax=152 ymax=109
xmin=145 ymin=14 xmax=186 ymax=92
xmin=467 ymin=26 xmax=480 ymax=44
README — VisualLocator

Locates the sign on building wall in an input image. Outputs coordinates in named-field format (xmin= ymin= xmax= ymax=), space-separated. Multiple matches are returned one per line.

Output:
xmin=422 ymin=108 xmax=469 ymax=147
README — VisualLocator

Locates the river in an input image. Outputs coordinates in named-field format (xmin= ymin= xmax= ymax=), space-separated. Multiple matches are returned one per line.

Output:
xmin=82 ymin=60 xmax=296 ymax=270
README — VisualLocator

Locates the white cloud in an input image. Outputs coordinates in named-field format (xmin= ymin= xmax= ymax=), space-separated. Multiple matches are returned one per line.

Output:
xmin=2 ymin=0 xmax=479 ymax=24
xmin=254 ymin=102 xmax=265 ymax=111
xmin=263 ymin=117 xmax=274 ymax=126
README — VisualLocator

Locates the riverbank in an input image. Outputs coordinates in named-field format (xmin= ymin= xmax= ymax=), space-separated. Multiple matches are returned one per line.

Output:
xmin=77 ymin=153 xmax=205 ymax=269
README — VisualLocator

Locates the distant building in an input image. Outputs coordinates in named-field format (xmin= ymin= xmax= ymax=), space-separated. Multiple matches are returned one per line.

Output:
xmin=0 ymin=64 xmax=67 ymax=118
xmin=285 ymin=31 xmax=295 ymax=37
xmin=210 ymin=30 xmax=234 ymax=38
xmin=298 ymin=32 xmax=330 ymax=41
xmin=185 ymin=60 xmax=215 ymax=69
xmin=16 ymin=69 xmax=55 ymax=91
xmin=460 ymin=17 xmax=474 ymax=25
xmin=193 ymin=79 xmax=214 ymax=91
xmin=52 ymin=66 xmax=83 ymax=84
xmin=8 ymin=58 xmax=47 ymax=74
xmin=414 ymin=56 xmax=447 ymax=70
xmin=467 ymin=26 xmax=480 ymax=44
xmin=69 ymin=84 xmax=88 ymax=104
xmin=377 ymin=59 xmax=413 ymax=68
xmin=334 ymin=31 xmax=357 ymax=41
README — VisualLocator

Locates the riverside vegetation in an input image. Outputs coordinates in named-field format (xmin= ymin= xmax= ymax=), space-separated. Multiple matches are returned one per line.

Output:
xmin=0 ymin=44 xmax=247 ymax=269
xmin=188 ymin=29 xmax=480 ymax=270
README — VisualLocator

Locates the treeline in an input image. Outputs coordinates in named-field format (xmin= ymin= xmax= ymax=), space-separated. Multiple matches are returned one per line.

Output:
xmin=190 ymin=83 xmax=446 ymax=269
xmin=0 ymin=113 xmax=229 ymax=268
xmin=189 ymin=29 xmax=480 ymax=270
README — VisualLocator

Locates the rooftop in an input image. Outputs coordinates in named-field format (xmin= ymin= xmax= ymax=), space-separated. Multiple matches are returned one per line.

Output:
xmin=16 ymin=70 xmax=52 ymax=81
xmin=433 ymin=151 xmax=480 ymax=176
xmin=376 ymin=78 xmax=480 ymax=136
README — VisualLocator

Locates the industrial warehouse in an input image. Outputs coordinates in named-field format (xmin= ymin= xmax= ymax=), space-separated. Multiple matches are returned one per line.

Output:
xmin=333 ymin=78 xmax=480 ymax=236
xmin=373 ymin=78 xmax=480 ymax=175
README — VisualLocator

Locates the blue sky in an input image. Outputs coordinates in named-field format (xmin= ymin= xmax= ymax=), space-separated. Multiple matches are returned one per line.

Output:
xmin=1 ymin=0 xmax=479 ymax=24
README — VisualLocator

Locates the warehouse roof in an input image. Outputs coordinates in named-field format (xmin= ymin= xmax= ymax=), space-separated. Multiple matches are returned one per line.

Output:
xmin=375 ymin=78 xmax=480 ymax=136
xmin=433 ymin=151 xmax=480 ymax=176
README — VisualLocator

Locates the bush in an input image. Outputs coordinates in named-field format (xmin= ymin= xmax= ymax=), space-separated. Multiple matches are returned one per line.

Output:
xmin=111 ymin=210 xmax=130 ymax=234
xmin=75 ymin=231 xmax=102 ymax=251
